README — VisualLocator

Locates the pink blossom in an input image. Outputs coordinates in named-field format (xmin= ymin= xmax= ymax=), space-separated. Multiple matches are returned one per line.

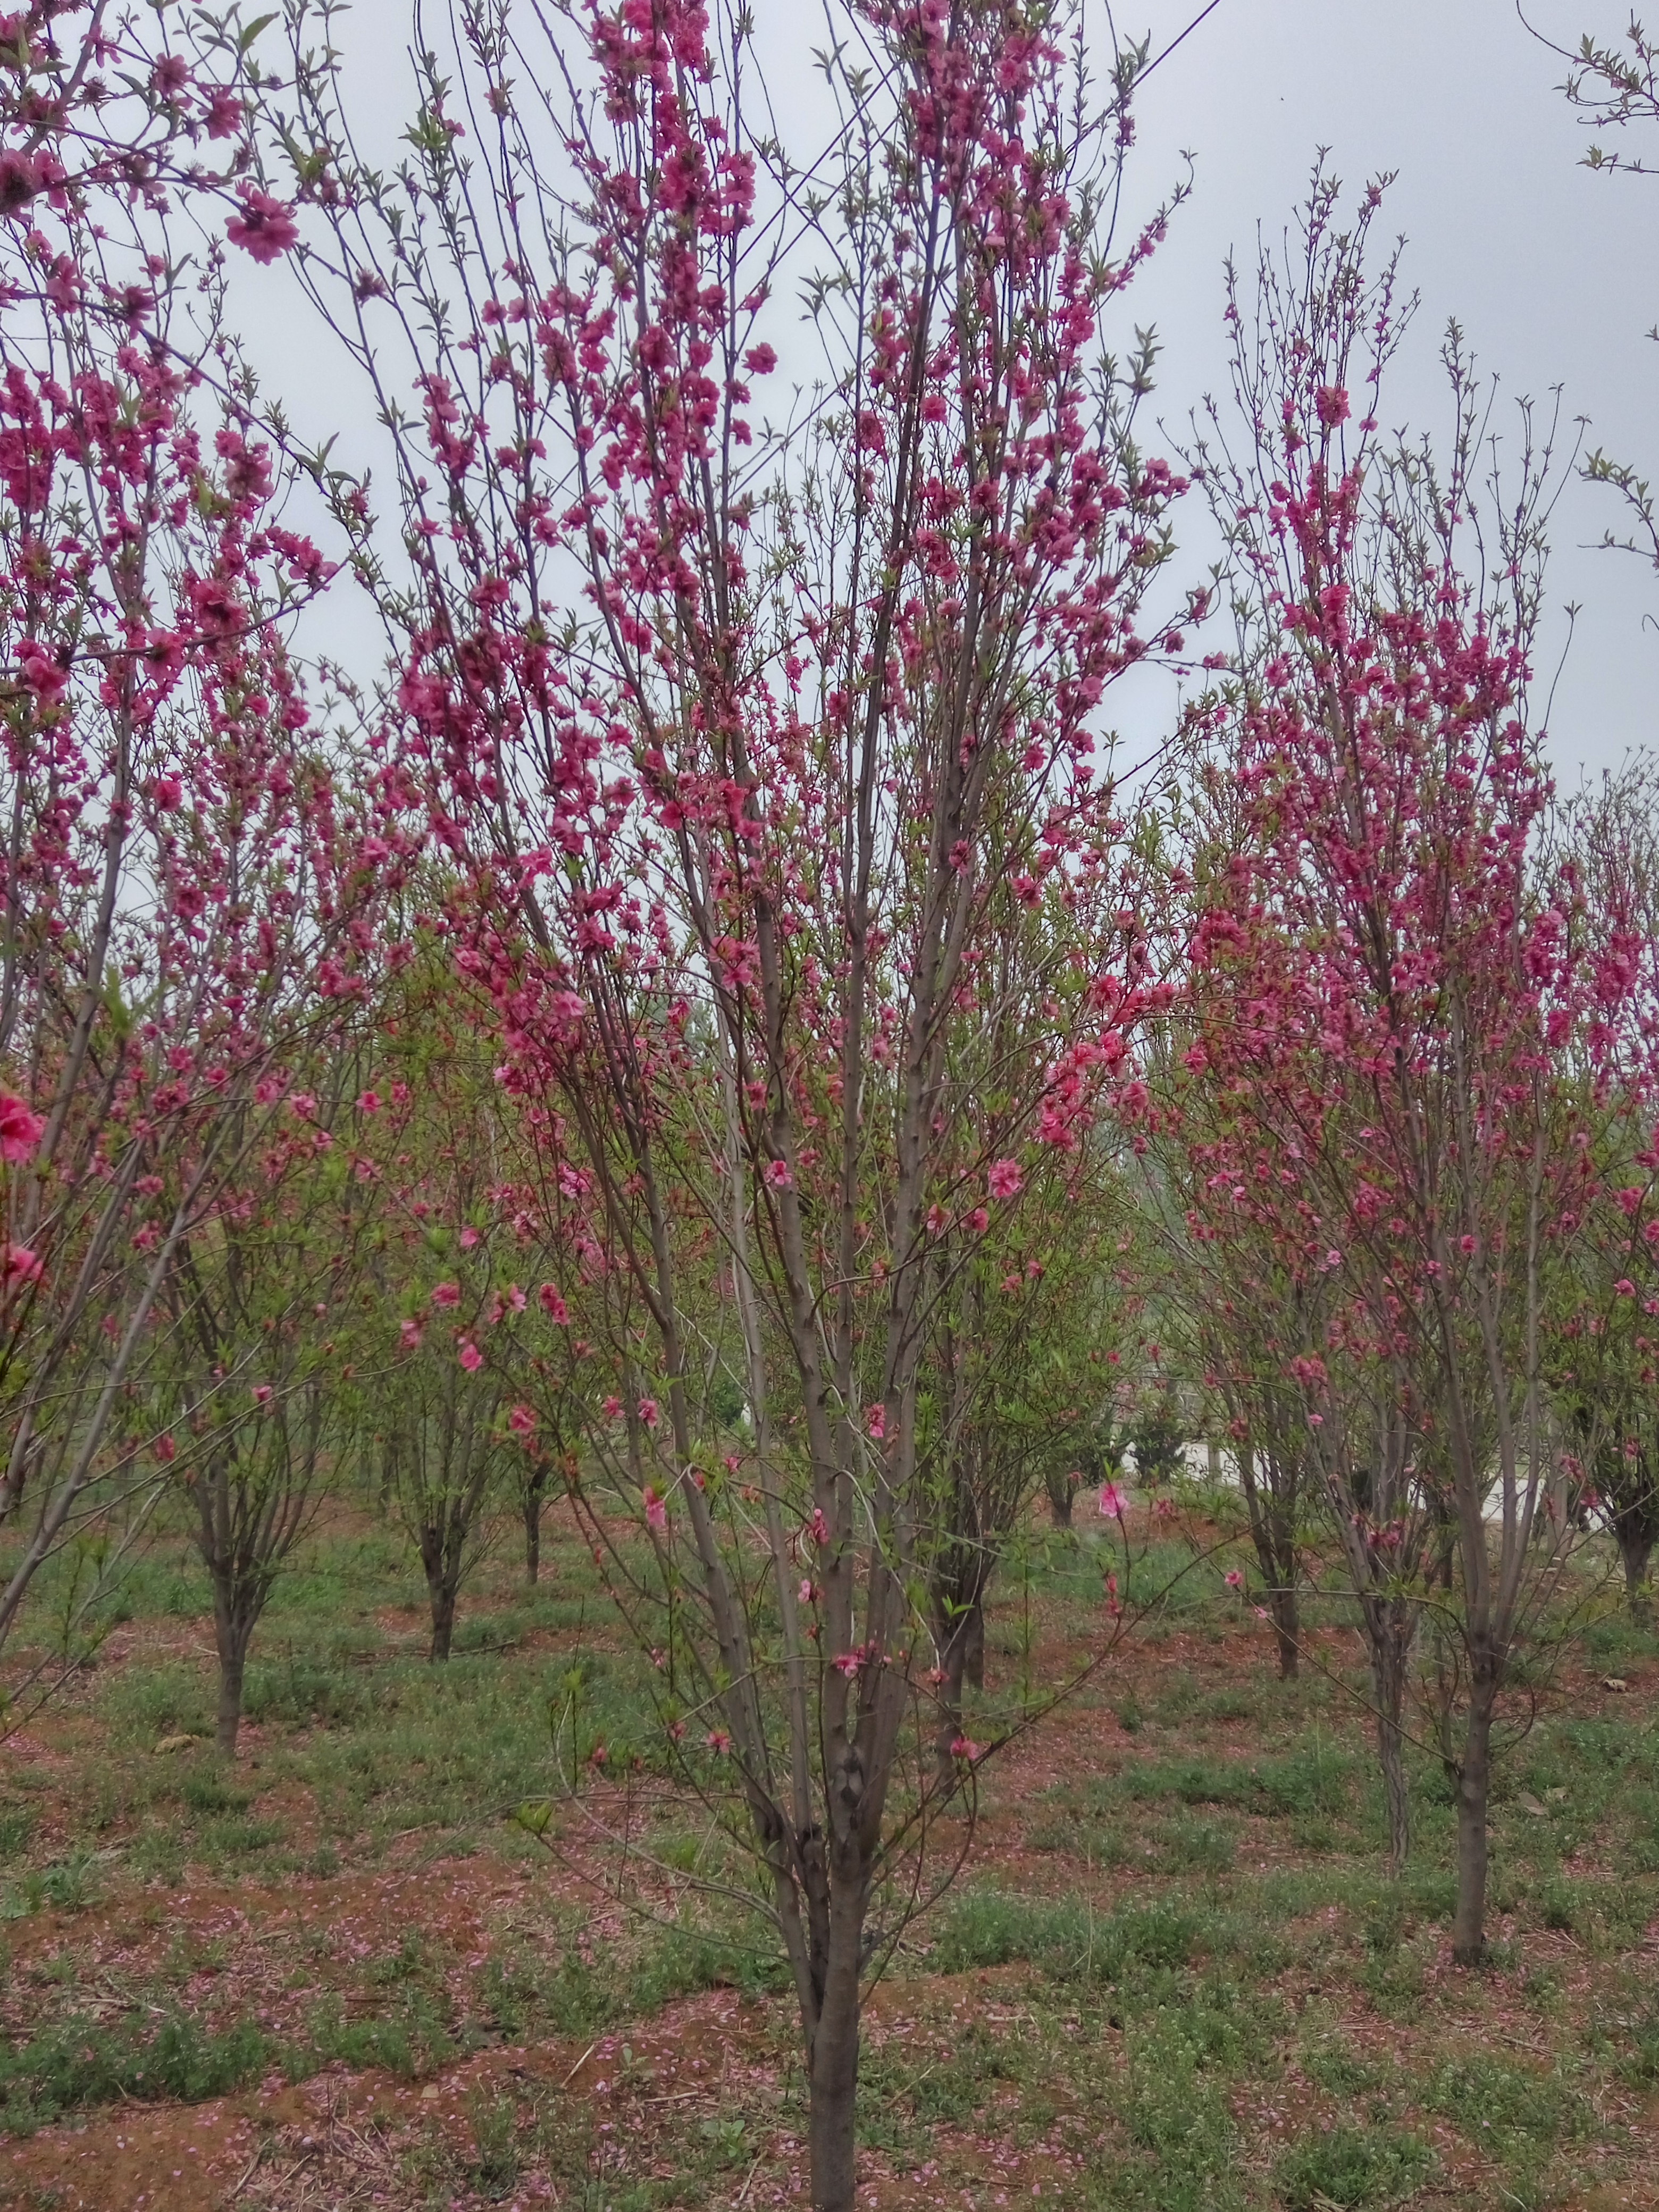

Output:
xmin=458 ymin=1339 xmax=483 ymax=1371
xmin=538 ymin=1283 xmax=570 ymax=1324
xmin=1097 ymin=1481 xmax=1125 ymax=1520
xmin=156 ymin=1435 xmax=177 ymax=1464
xmin=798 ymin=1578 xmax=817 ymax=1604
xmin=867 ymin=1403 xmax=886 ymax=1440
xmin=604 ymin=1395 xmax=624 ymax=1419
xmin=431 ymin=1281 xmax=460 ymax=1307
xmin=227 ymin=187 xmax=300 ymax=264
xmin=949 ymin=1735 xmax=984 ymax=1762
xmin=1224 ymin=1568 xmax=1244 ymax=1590
xmin=399 ymin=1318 xmax=423 ymax=1350
xmin=356 ymin=1090 xmax=381 ymax=1114
xmin=1615 ymin=1278 xmax=1636 ymax=1296
xmin=965 ymin=1207 xmax=990 ymax=1235
xmin=509 ymin=1404 xmax=537 ymax=1436
xmin=706 ymin=1729 xmax=732 ymax=1755
xmin=2 ymin=1243 xmax=42 ymax=1287
xmin=638 ymin=1396 xmax=659 ymax=1429
xmin=252 ymin=1384 xmax=273 ymax=1405
xmin=0 ymin=1091 xmax=45 ymax=1164
xmin=987 ymin=1158 xmax=1023 ymax=1201
xmin=458 ymin=1226 xmax=480 ymax=1250
xmin=643 ymin=1485 xmax=667 ymax=1531
xmin=808 ymin=1506 xmax=831 ymax=1547
xmin=763 ymin=1157 xmax=793 ymax=1189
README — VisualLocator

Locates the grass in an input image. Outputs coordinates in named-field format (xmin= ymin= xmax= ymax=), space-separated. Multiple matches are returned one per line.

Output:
xmin=0 ymin=2012 xmax=271 ymax=2133
xmin=0 ymin=1496 xmax=1655 ymax=2207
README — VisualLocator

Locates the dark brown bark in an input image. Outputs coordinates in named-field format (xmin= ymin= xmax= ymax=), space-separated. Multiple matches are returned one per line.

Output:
xmin=963 ymin=1596 xmax=984 ymax=1691
xmin=1236 ymin=1437 xmax=1302 ymax=1682
xmin=213 ymin=1611 xmax=252 ymax=1756
xmin=931 ymin=1593 xmax=985 ymax=1786
xmin=1618 ymin=1526 xmax=1654 ymax=1618
xmin=523 ymin=1464 xmax=547 ymax=1585
xmin=1370 ymin=1632 xmax=1411 ymax=1875
xmin=425 ymin=1559 xmax=458 ymax=1661
xmin=1268 ymin=1585 xmax=1300 ymax=1681
xmin=1451 ymin=1653 xmax=1498 ymax=1965
xmin=806 ymin=1878 xmax=866 ymax=2212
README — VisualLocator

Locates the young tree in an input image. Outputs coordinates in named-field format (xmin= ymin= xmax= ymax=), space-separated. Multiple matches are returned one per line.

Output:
xmin=153 ymin=1067 xmax=375 ymax=1750
xmin=0 ymin=0 xmax=393 ymax=1652
xmin=1556 ymin=762 xmax=1659 ymax=1611
xmin=915 ymin=1138 xmax=1132 ymax=1776
xmin=266 ymin=1 xmax=1183 ymax=2194
xmin=1180 ymin=171 xmax=1627 ymax=1950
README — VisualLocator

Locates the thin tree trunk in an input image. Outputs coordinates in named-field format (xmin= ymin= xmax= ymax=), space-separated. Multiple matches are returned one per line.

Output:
xmin=1618 ymin=1528 xmax=1654 ymax=1619
xmin=1370 ymin=1628 xmax=1411 ymax=1875
xmin=807 ymin=1888 xmax=866 ymax=2212
xmin=1452 ymin=1660 xmax=1497 ymax=1965
xmin=429 ymin=1582 xmax=456 ymax=1661
xmin=1045 ymin=1478 xmax=1072 ymax=1529
xmin=963 ymin=1595 xmax=984 ymax=1690
xmin=214 ymin=1616 xmax=250 ymax=1756
xmin=524 ymin=1469 xmax=546 ymax=1586
xmin=1270 ymin=1585 xmax=1300 ymax=1680
xmin=931 ymin=1593 xmax=983 ymax=1787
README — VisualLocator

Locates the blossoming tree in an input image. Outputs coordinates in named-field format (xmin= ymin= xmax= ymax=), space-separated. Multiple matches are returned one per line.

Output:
xmin=1180 ymin=170 xmax=1626 ymax=1951
xmin=262 ymin=0 xmax=1184 ymax=2192
xmin=0 ymin=0 xmax=395 ymax=1659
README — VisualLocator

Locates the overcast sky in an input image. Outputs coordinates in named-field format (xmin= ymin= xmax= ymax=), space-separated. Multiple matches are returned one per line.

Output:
xmin=240 ymin=0 xmax=1659 ymax=792
xmin=1113 ymin=0 xmax=1659 ymax=791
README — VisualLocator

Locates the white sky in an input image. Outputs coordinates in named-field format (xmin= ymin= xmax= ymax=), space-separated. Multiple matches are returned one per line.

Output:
xmin=239 ymin=0 xmax=1659 ymax=792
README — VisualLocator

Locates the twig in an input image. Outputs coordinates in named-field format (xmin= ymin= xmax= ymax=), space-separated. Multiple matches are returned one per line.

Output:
xmin=230 ymin=2139 xmax=264 ymax=2197
xmin=560 ymin=2039 xmax=597 ymax=2089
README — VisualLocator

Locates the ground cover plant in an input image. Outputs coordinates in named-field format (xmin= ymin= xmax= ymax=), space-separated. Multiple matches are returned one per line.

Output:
xmin=0 ymin=1490 xmax=1657 ymax=2209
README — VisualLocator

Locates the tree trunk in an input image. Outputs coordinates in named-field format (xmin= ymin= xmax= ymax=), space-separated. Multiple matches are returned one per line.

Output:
xmin=806 ymin=1888 xmax=865 ymax=2212
xmin=1370 ymin=1631 xmax=1410 ymax=1875
xmin=524 ymin=1472 xmax=545 ymax=1586
xmin=1618 ymin=1527 xmax=1654 ymax=1619
xmin=1452 ymin=1662 xmax=1497 ymax=1966
xmin=214 ymin=1616 xmax=250 ymax=1756
xmin=1045 ymin=1478 xmax=1073 ymax=1529
xmin=1270 ymin=1585 xmax=1300 ymax=1680
xmin=963 ymin=1594 xmax=984 ymax=1690
xmin=931 ymin=1593 xmax=984 ymax=1787
xmin=429 ymin=1576 xmax=457 ymax=1661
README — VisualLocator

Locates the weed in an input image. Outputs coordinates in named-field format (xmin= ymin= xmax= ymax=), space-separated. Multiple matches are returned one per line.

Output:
xmin=465 ymin=2088 xmax=523 ymax=2198
xmin=1426 ymin=2051 xmax=1590 ymax=2146
xmin=2 ymin=1850 xmax=100 ymax=1920
xmin=179 ymin=1768 xmax=252 ymax=1815
xmin=932 ymin=1889 xmax=1200 ymax=1984
xmin=1275 ymin=2121 xmax=1434 ymax=2209
xmin=0 ymin=2013 xmax=269 ymax=2132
